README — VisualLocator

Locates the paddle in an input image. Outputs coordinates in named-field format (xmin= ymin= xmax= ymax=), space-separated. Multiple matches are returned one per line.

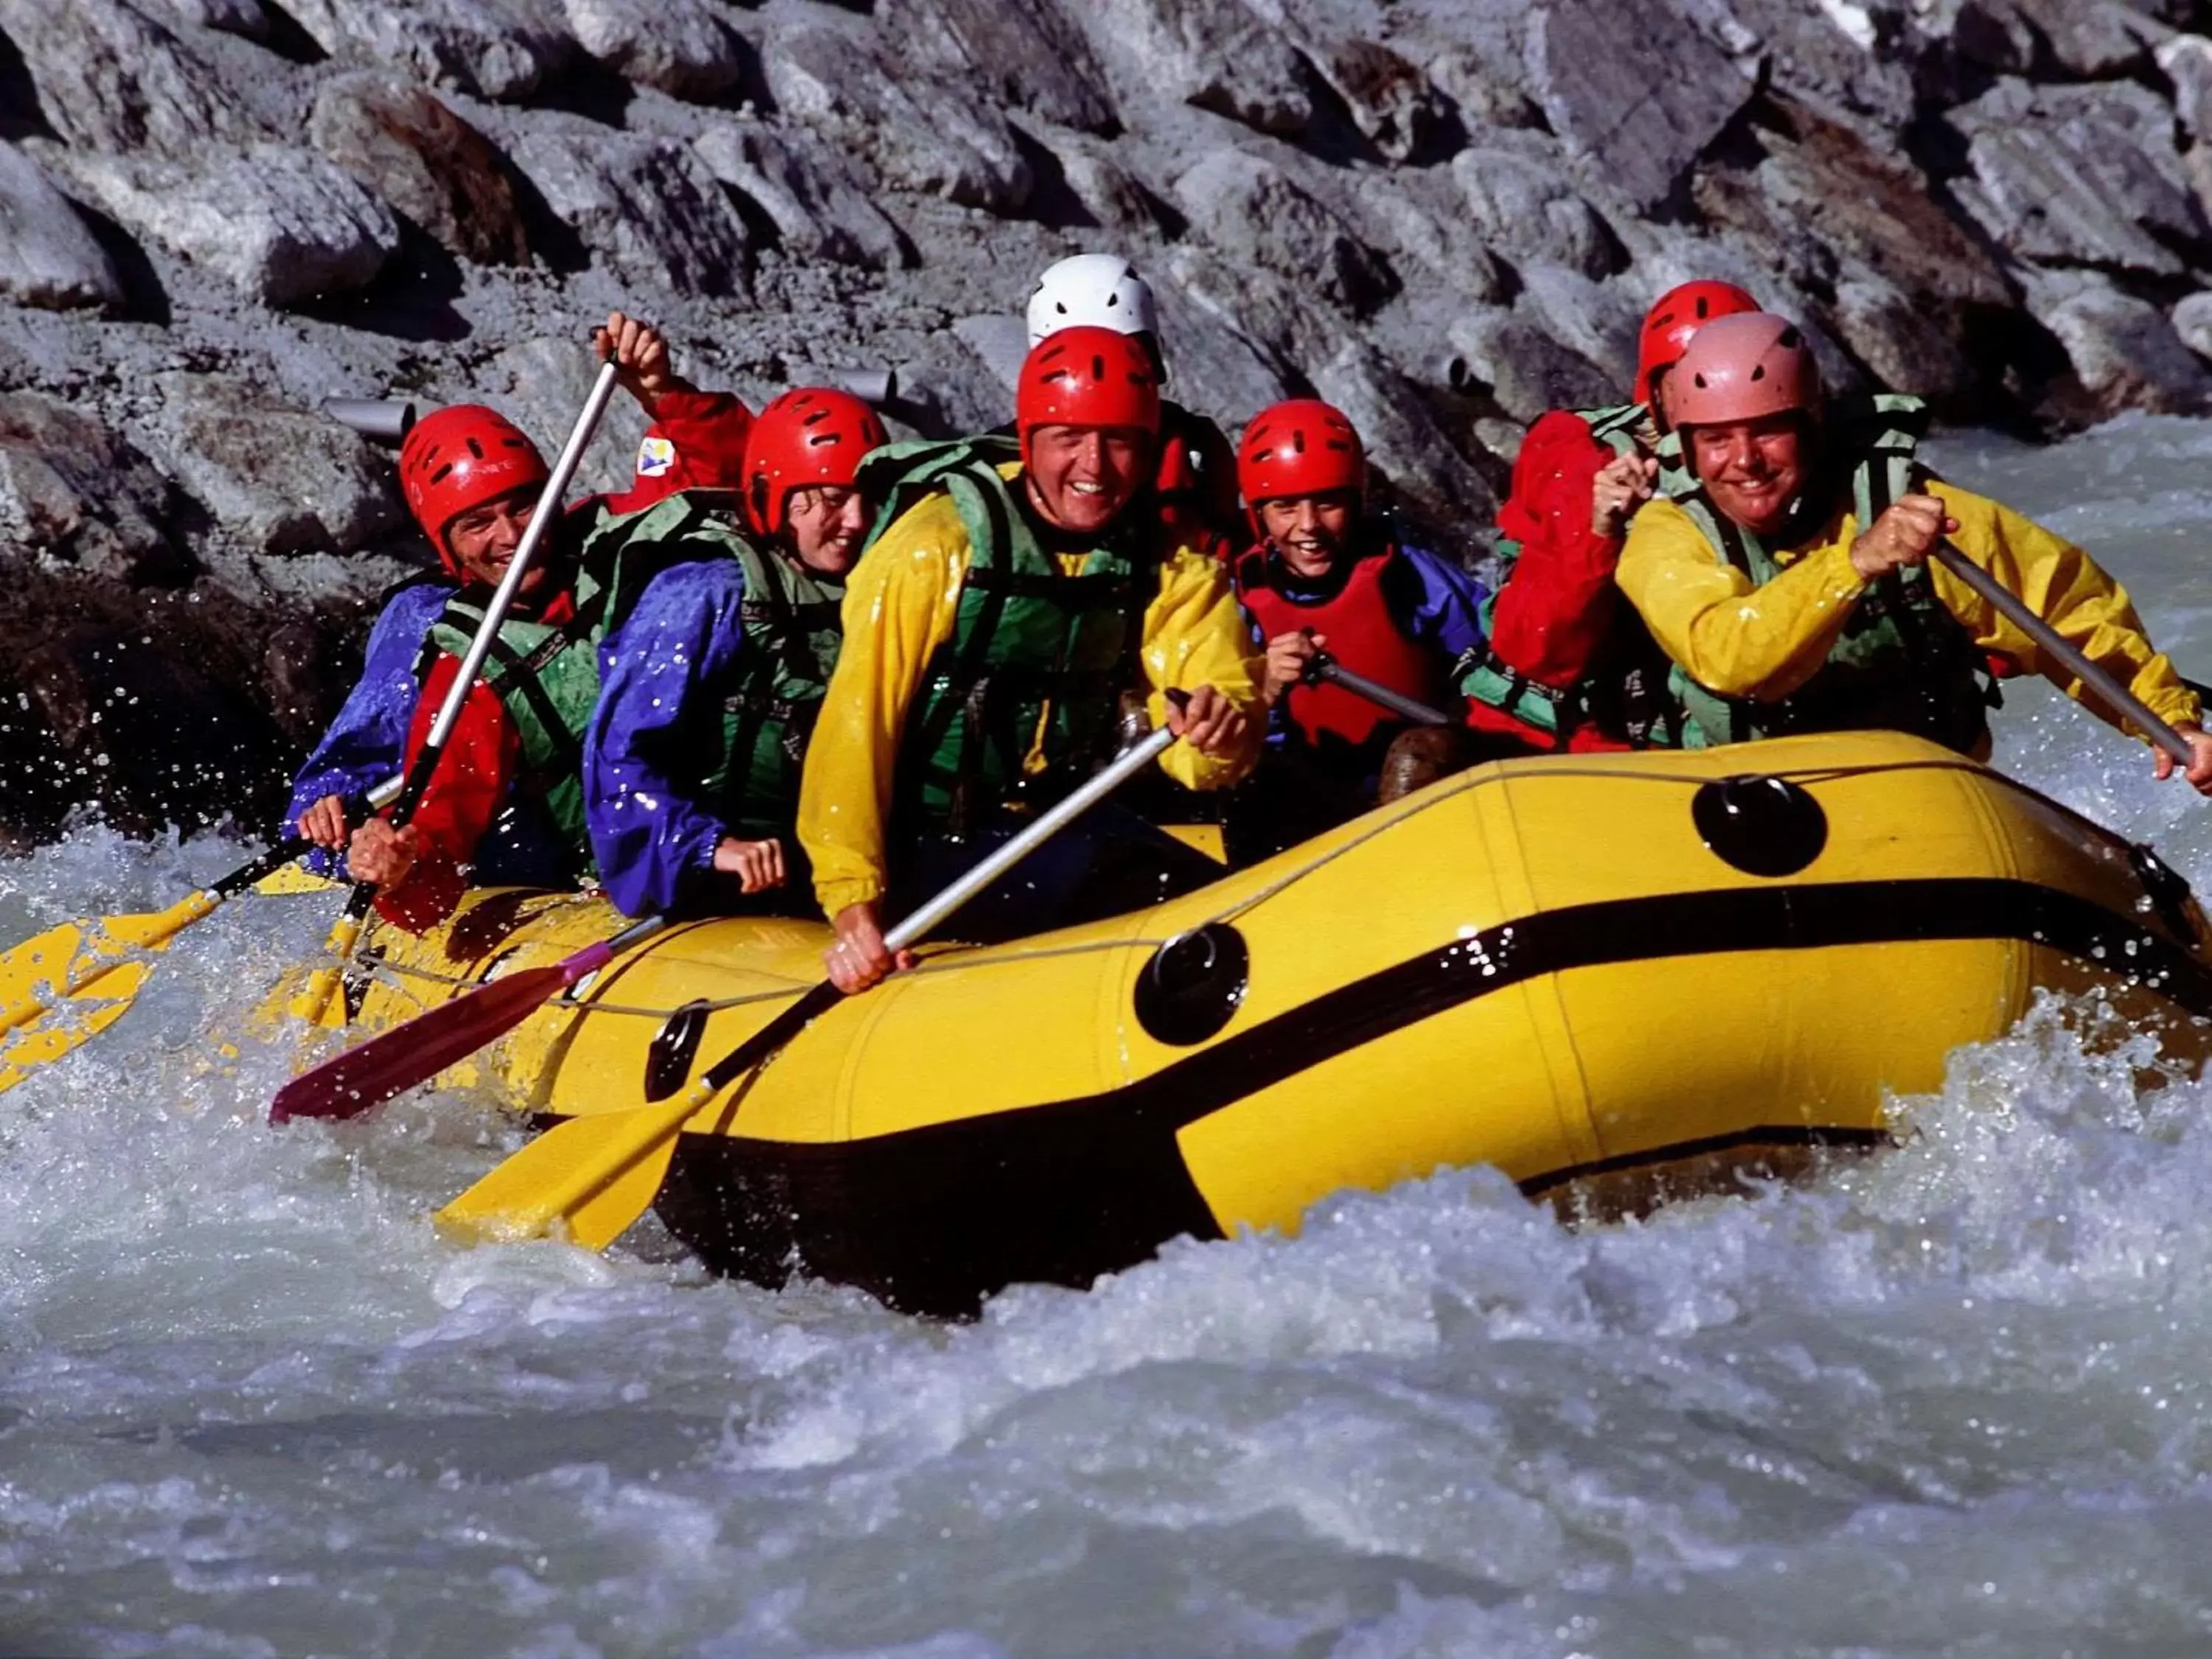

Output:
xmin=269 ymin=914 xmax=668 ymax=1124
xmin=288 ymin=361 xmax=625 ymax=1030
xmin=1932 ymin=542 xmax=2197 ymax=763
xmin=1301 ymin=650 xmax=1453 ymax=728
xmin=434 ymin=702 xmax=1192 ymax=1251
xmin=0 ymin=778 xmax=402 ymax=1096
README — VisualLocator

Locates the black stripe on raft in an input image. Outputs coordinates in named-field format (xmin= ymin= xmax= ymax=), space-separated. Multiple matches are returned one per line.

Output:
xmin=652 ymin=877 xmax=2212 ymax=1315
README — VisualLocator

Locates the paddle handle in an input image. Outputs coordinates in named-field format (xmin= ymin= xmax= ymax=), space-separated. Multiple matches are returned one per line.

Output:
xmin=560 ymin=914 xmax=669 ymax=986
xmin=1932 ymin=541 xmax=2194 ymax=764
xmin=1307 ymin=654 xmax=1453 ymax=728
xmin=421 ymin=361 xmax=622 ymax=759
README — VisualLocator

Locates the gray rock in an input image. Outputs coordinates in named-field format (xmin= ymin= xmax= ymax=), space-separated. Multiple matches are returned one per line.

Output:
xmin=1053 ymin=0 xmax=1312 ymax=136
xmin=58 ymin=145 xmax=400 ymax=308
xmin=1941 ymin=0 xmax=2039 ymax=74
xmin=952 ymin=313 xmax=1031 ymax=389
xmin=2012 ymin=0 xmax=2170 ymax=74
xmin=1523 ymin=0 xmax=1751 ymax=210
xmin=1829 ymin=272 xmax=1973 ymax=402
xmin=137 ymin=372 xmax=405 ymax=557
xmin=1148 ymin=268 xmax=1295 ymax=424
xmin=509 ymin=127 xmax=749 ymax=296
xmin=1444 ymin=304 xmax=1615 ymax=427
xmin=1310 ymin=38 xmax=1456 ymax=163
xmin=1354 ymin=170 xmax=1507 ymax=307
xmin=0 ymin=143 xmax=125 ymax=313
xmin=0 ymin=391 xmax=184 ymax=584
xmin=2023 ymin=270 xmax=2212 ymax=417
xmin=1307 ymin=341 xmax=1495 ymax=552
xmin=1422 ymin=43 xmax=1541 ymax=132
xmin=889 ymin=0 xmax=1117 ymax=135
xmin=1677 ymin=0 xmax=1916 ymax=128
xmin=144 ymin=0 xmax=269 ymax=38
xmin=2158 ymin=34 xmax=2212 ymax=142
xmin=0 ymin=0 xmax=261 ymax=156
xmin=1018 ymin=123 xmax=1162 ymax=238
xmin=1512 ymin=264 xmax=1641 ymax=390
xmin=308 ymin=73 xmax=531 ymax=266
xmin=1172 ymin=150 xmax=1395 ymax=316
xmin=1952 ymin=78 xmax=2206 ymax=276
xmin=1694 ymin=98 xmax=2010 ymax=311
xmin=561 ymin=0 xmax=742 ymax=100
xmin=280 ymin=0 xmax=574 ymax=102
xmin=2173 ymin=290 xmax=2212 ymax=361
xmin=1452 ymin=144 xmax=1621 ymax=279
xmin=692 ymin=122 xmax=909 ymax=271
xmin=763 ymin=21 xmax=1033 ymax=214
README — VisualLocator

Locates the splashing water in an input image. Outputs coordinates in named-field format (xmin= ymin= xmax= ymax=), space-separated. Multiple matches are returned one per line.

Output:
xmin=10 ymin=420 xmax=2212 ymax=1657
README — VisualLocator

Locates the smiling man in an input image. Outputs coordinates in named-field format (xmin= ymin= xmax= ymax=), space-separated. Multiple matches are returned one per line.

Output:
xmin=797 ymin=327 xmax=1265 ymax=992
xmin=1616 ymin=310 xmax=2212 ymax=788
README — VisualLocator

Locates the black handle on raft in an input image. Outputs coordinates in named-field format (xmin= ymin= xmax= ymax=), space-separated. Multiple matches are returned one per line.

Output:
xmin=1300 ymin=647 xmax=1455 ymax=728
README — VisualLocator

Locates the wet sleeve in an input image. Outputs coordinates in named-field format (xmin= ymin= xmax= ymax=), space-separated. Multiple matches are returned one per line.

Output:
xmin=652 ymin=389 xmax=754 ymax=492
xmin=1395 ymin=544 xmax=1491 ymax=665
xmin=584 ymin=559 xmax=749 ymax=917
xmin=1615 ymin=498 xmax=1868 ymax=700
xmin=373 ymin=654 xmax=519 ymax=933
xmin=1928 ymin=484 xmax=2202 ymax=737
xmin=798 ymin=506 xmax=969 ymax=919
xmin=1488 ymin=412 xmax=1630 ymax=688
xmin=1141 ymin=548 xmax=1268 ymax=792
xmin=282 ymin=582 xmax=448 ymax=872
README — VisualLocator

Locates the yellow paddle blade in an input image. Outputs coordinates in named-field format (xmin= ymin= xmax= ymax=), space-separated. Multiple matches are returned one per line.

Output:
xmin=0 ymin=891 xmax=216 ymax=1039
xmin=285 ymin=914 xmax=366 ymax=1031
xmin=435 ymin=1084 xmax=717 ymax=1251
xmin=0 ymin=959 xmax=152 ymax=1095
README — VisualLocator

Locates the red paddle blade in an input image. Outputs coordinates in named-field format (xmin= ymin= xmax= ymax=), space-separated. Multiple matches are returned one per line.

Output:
xmin=269 ymin=964 xmax=574 ymax=1124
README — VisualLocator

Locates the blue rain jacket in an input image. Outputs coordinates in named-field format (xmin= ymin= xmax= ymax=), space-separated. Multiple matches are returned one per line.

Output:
xmin=282 ymin=578 xmax=448 ymax=876
xmin=584 ymin=557 xmax=752 ymax=917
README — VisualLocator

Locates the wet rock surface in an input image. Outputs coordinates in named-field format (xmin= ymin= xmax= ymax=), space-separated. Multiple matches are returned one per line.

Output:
xmin=7 ymin=0 xmax=2212 ymax=838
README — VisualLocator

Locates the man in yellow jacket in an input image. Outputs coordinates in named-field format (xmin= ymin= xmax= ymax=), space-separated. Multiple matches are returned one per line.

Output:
xmin=1615 ymin=311 xmax=2212 ymax=789
xmin=799 ymin=326 xmax=1265 ymax=992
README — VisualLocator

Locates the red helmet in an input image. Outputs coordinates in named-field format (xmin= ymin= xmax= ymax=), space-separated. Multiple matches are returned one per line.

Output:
xmin=398 ymin=404 xmax=549 ymax=571
xmin=1665 ymin=312 xmax=1823 ymax=429
xmin=1635 ymin=280 xmax=1760 ymax=410
xmin=1237 ymin=400 xmax=1366 ymax=510
xmin=742 ymin=387 xmax=888 ymax=538
xmin=1015 ymin=327 xmax=1161 ymax=464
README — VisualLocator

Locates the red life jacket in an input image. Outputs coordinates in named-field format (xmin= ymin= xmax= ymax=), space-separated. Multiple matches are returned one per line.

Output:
xmin=1235 ymin=545 xmax=1449 ymax=751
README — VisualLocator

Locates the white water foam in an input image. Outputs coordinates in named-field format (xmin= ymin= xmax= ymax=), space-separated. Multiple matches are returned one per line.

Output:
xmin=9 ymin=420 xmax=2212 ymax=1656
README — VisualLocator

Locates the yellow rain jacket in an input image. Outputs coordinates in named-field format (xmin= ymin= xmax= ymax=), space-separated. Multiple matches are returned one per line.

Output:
xmin=799 ymin=468 xmax=1265 ymax=919
xmin=1617 ymin=479 xmax=2199 ymax=742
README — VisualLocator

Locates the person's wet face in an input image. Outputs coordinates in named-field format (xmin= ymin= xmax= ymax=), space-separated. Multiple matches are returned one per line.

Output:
xmin=785 ymin=484 xmax=869 ymax=576
xmin=1258 ymin=491 xmax=1359 ymax=580
xmin=1687 ymin=414 xmax=1811 ymax=538
xmin=1026 ymin=424 xmax=1150 ymax=535
xmin=443 ymin=487 xmax=545 ymax=592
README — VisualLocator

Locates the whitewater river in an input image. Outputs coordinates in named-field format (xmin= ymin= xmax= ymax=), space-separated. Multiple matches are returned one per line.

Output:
xmin=11 ymin=419 xmax=2212 ymax=1658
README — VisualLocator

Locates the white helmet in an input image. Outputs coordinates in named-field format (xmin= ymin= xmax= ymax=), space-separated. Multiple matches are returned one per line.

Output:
xmin=1025 ymin=253 xmax=1160 ymax=349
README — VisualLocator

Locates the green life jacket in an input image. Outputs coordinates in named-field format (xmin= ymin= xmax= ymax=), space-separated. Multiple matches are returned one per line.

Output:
xmin=856 ymin=436 xmax=1152 ymax=838
xmin=420 ymin=562 xmax=608 ymax=866
xmin=1458 ymin=403 xmax=1686 ymax=749
xmin=1654 ymin=392 xmax=1994 ymax=754
xmin=581 ymin=489 xmax=846 ymax=842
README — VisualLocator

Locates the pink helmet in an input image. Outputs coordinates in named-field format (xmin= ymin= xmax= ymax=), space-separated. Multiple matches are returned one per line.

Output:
xmin=1663 ymin=313 xmax=1823 ymax=429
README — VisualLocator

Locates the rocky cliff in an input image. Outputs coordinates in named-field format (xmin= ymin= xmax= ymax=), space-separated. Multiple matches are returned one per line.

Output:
xmin=2 ymin=0 xmax=2210 ymax=844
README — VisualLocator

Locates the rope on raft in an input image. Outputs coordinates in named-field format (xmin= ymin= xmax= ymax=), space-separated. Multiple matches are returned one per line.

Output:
xmin=319 ymin=752 xmax=2114 ymax=1023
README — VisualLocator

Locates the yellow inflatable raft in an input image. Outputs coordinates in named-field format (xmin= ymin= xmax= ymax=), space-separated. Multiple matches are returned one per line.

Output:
xmin=321 ymin=731 xmax=2212 ymax=1315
